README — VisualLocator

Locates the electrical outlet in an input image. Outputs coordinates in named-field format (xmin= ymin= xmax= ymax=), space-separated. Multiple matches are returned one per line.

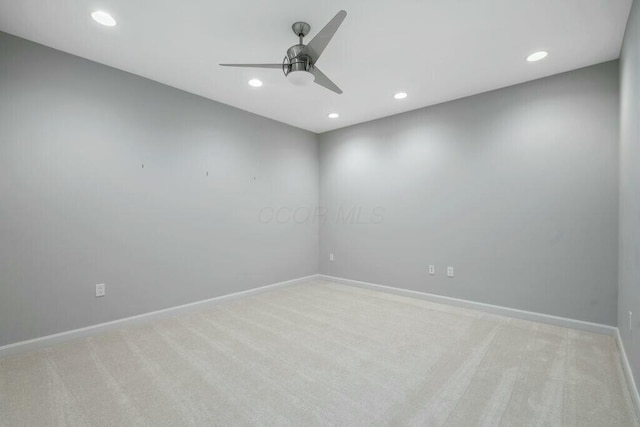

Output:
xmin=447 ymin=267 xmax=454 ymax=278
xmin=95 ymin=283 xmax=105 ymax=297
xmin=329 ymin=253 xmax=335 ymax=262
xmin=630 ymin=311 xmax=633 ymax=331
xmin=429 ymin=265 xmax=435 ymax=275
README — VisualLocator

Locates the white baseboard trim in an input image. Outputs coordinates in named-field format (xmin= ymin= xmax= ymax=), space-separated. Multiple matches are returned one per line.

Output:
xmin=616 ymin=330 xmax=640 ymax=420
xmin=0 ymin=274 xmax=320 ymax=358
xmin=319 ymin=274 xmax=617 ymax=336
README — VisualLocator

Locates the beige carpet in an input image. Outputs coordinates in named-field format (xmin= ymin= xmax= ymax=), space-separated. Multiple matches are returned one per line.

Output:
xmin=0 ymin=280 xmax=637 ymax=426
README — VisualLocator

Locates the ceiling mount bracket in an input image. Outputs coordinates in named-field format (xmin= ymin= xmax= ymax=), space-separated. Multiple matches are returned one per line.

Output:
xmin=291 ymin=22 xmax=311 ymax=38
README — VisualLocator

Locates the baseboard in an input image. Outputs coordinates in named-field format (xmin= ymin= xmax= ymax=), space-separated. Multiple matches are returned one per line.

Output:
xmin=319 ymin=274 xmax=617 ymax=336
xmin=0 ymin=274 xmax=320 ymax=358
xmin=616 ymin=330 xmax=640 ymax=420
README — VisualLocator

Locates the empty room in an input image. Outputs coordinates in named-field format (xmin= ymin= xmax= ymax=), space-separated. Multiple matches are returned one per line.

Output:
xmin=0 ymin=0 xmax=639 ymax=425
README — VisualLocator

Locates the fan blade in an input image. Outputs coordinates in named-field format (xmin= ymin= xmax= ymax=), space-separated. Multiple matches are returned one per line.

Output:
xmin=309 ymin=66 xmax=342 ymax=94
xmin=219 ymin=63 xmax=283 ymax=69
xmin=302 ymin=10 xmax=347 ymax=62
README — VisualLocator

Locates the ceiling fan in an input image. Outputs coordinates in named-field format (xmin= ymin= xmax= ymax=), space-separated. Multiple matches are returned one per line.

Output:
xmin=220 ymin=10 xmax=347 ymax=94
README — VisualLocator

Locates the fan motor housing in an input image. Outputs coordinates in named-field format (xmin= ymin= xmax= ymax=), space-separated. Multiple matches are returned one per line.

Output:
xmin=284 ymin=44 xmax=312 ymax=75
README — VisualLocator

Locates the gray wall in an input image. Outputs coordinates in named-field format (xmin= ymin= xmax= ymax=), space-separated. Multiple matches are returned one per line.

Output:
xmin=319 ymin=61 xmax=620 ymax=325
xmin=619 ymin=0 xmax=640 ymax=385
xmin=0 ymin=28 xmax=626 ymax=348
xmin=0 ymin=32 xmax=319 ymax=347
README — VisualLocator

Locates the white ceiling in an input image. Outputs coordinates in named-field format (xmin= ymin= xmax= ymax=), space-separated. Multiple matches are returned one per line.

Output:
xmin=0 ymin=0 xmax=632 ymax=133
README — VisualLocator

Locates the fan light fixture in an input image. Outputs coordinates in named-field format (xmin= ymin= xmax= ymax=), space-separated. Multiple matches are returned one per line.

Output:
xmin=287 ymin=71 xmax=315 ymax=86
xmin=526 ymin=51 xmax=548 ymax=62
xmin=248 ymin=79 xmax=263 ymax=87
xmin=91 ymin=11 xmax=116 ymax=27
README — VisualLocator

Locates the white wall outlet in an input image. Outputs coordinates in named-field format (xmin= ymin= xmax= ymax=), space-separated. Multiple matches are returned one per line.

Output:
xmin=329 ymin=253 xmax=335 ymax=262
xmin=447 ymin=267 xmax=454 ymax=278
xmin=630 ymin=311 xmax=633 ymax=330
xmin=429 ymin=265 xmax=435 ymax=275
xmin=95 ymin=283 xmax=106 ymax=297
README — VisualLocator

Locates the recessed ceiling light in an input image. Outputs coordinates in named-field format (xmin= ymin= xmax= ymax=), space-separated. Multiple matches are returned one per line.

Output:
xmin=248 ymin=79 xmax=263 ymax=87
xmin=394 ymin=92 xmax=408 ymax=100
xmin=91 ymin=10 xmax=117 ymax=27
xmin=526 ymin=51 xmax=548 ymax=62
xmin=328 ymin=113 xmax=339 ymax=119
